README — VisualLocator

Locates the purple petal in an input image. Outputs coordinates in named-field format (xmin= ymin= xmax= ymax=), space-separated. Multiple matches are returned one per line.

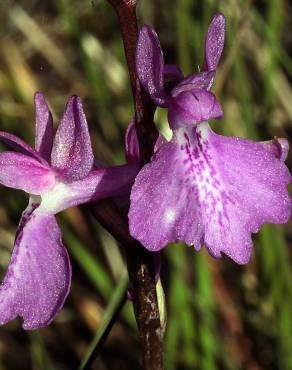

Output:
xmin=259 ymin=138 xmax=289 ymax=161
xmin=203 ymin=13 xmax=225 ymax=71
xmin=129 ymin=139 xmax=204 ymax=251
xmin=129 ymin=123 xmax=291 ymax=264
xmin=0 ymin=131 xmax=47 ymax=164
xmin=171 ymin=71 xmax=216 ymax=97
xmin=125 ymin=120 xmax=140 ymax=163
xmin=41 ymin=163 xmax=139 ymax=214
xmin=136 ymin=26 xmax=170 ymax=107
xmin=168 ymin=89 xmax=223 ymax=129
xmin=34 ymin=92 xmax=53 ymax=161
xmin=0 ymin=152 xmax=56 ymax=194
xmin=0 ymin=204 xmax=71 ymax=329
xmin=51 ymin=96 xmax=94 ymax=181
xmin=197 ymin=124 xmax=291 ymax=263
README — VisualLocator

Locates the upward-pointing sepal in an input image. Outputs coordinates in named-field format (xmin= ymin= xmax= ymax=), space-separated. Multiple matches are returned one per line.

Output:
xmin=34 ymin=92 xmax=53 ymax=161
xmin=203 ymin=13 xmax=225 ymax=71
xmin=136 ymin=26 xmax=170 ymax=107
xmin=51 ymin=96 xmax=94 ymax=181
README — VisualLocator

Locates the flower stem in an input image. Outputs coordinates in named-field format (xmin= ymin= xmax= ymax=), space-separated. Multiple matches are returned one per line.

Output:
xmin=91 ymin=200 xmax=164 ymax=370
xmin=108 ymin=0 xmax=158 ymax=164
xmin=103 ymin=1 xmax=164 ymax=369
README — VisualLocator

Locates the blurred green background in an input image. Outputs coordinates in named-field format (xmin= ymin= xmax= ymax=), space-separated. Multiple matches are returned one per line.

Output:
xmin=0 ymin=0 xmax=292 ymax=369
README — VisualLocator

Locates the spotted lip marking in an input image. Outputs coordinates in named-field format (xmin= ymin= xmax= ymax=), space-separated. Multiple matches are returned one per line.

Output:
xmin=179 ymin=127 xmax=236 ymax=236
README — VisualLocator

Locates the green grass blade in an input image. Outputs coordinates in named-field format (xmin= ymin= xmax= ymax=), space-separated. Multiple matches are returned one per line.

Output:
xmin=79 ymin=273 xmax=128 ymax=370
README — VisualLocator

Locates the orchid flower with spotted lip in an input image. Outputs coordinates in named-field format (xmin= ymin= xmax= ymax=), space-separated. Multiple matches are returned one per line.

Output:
xmin=0 ymin=93 xmax=138 ymax=329
xmin=129 ymin=14 xmax=291 ymax=264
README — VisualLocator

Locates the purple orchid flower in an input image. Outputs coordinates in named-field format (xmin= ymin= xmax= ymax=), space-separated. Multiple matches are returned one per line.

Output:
xmin=129 ymin=14 xmax=291 ymax=264
xmin=0 ymin=93 xmax=138 ymax=329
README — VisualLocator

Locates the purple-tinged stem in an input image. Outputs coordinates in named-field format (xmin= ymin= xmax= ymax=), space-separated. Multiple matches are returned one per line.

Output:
xmin=91 ymin=199 xmax=164 ymax=370
xmin=103 ymin=1 xmax=163 ymax=369
xmin=108 ymin=0 xmax=158 ymax=164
